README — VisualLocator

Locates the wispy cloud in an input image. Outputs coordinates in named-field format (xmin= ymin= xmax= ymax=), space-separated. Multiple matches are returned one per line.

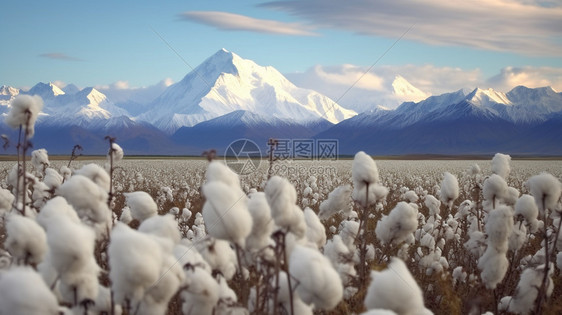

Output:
xmin=262 ymin=0 xmax=562 ymax=56
xmin=179 ymin=11 xmax=317 ymax=36
xmin=39 ymin=52 xmax=82 ymax=61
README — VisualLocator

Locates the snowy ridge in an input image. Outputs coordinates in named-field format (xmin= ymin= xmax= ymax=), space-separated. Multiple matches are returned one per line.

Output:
xmin=138 ymin=49 xmax=356 ymax=134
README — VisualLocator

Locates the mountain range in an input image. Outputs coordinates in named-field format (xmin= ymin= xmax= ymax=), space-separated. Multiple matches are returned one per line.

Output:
xmin=1 ymin=49 xmax=561 ymax=156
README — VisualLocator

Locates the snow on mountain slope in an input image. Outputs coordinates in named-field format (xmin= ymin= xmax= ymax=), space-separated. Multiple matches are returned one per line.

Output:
xmin=0 ymin=85 xmax=20 ymax=115
xmin=37 ymin=87 xmax=130 ymax=129
xmin=25 ymin=82 xmax=65 ymax=100
xmin=392 ymin=75 xmax=429 ymax=102
xmin=138 ymin=49 xmax=357 ymax=134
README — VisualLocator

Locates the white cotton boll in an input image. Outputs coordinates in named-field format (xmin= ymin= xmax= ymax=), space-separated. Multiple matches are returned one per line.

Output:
xmin=375 ymin=202 xmax=418 ymax=245
xmin=452 ymin=266 xmax=467 ymax=285
xmin=138 ymin=214 xmax=181 ymax=244
xmin=304 ymin=207 xmax=326 ymax=248
xmin=58 ymin=257 xmax=100 ymax=306
xmin=137 ymin=254 xmax=184 ymax=315
xmin=108 ymin=142 xmax=124 ymax=163
xmin=319 ymin=184 xmax=352 ymax=220
xmin=339 ymin=220 xmax=360 ymax=249
xmin=181 ymin=267 xmax=220 ymax=315
xmin=424 ymin=195 xmax=441 ymax=216
xmin=509 ymin=222 xmax=527 ymax=252
xmin=246 ymin=192 xmax=274 ymax=252
xmin=364 ymin=257 xmax=429 ymax=314
xmin=43 ymin=168 xmax=63 ymax=191
xmin=124 ymin=191 xmax=158 ymax=222
xmin=526 ymin=173 xmax=562 ymax=214
xmin=508 ymin=265 xmax=554 ymax=315
xmin=5 ymin=94 xmax=43 ymax=138
xmin=169 ymin=207 xmax=180 ymax=215
xmin=181 ymin=208 xmax=192 ymax=222
xmin=420 ymin=233 xmax=436 ymax=251
xmin=202 ymin=181 xmax=252 ymax=248
xmin=514 ymin=195 xmax=539 ymax=233
xmin=31 ymin=149 xmax=49 ymax=174
xmin=36 ymin=197 xmax=81 ymax=230
xmin=478 ymin=247 xmax=509 ymax=289
xmin=352 ymin=182 xmax=389 ymax=208
xmin=59 ymin=165 xmax=72 ymax=181
xmin=109 ymin=223 xmax=165 ymax=306
xmin=464 ymin=230 xmax=487 ymax=257
xmin=470 ymin=163 xmax=481 ymax=175
xmin=206 ymin=160 xmax=241 ymax=189
xmin=483 ymin=174 xmax=509 ymax=209
xmin=74 ymin=163 xmax=111 ymax=193
xmin=216 ymin=276 xmax=238 ymax=313
xmin=324 ymin=235 xmax=356 ymax=284
xmin=196 ymin=239 xmax=237 ymax=280
xmin=404 ymin=190 xmax=419 ymax=203
xmin=505 ymin=187 xmax=520 ymax=206
xmin=31 ymin=180 xmax=50 ymax=209
xmin=455 ymin=200 xmax=473 ymax=219
xmin=119 ymin=206 xmax=133 ymax=224
xmin=0 ymin=266 xmax=59 ymax=315
xmin=290 ymin=244 xmax=343 ymax=310
xmin=485 ymin=205 xmax=514 ymax=252
xmin=46 ymin=217 xmax=96 ymax=277
xmin=352 ymin=151 xmax=380 ymax=185
xmin=265 ymin=176 xmax=306 ymax=237
xmin=174 ymin=243 xmax=211 ymax=273
xmin=265 ymin=175 xmax=297 ymax=227
xmin=439 ymin=172 xmax=459 ymax=209
xmin=0 ymin=188 xmax=15 ymax=216
xmin=491 ymin=153 xmax=511 ymax=179
xmin=4 ymin=214 xmax=47 ymax=265
xmin=58 ymin=174 xmax=109 ymax=225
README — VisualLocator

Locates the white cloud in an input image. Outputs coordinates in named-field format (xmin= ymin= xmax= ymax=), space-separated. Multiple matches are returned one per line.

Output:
xmin=95 ymin=78 xmax=174 ymax=105
xmin=51 ymin=80 xmax=68 ymax=89
xmin=487 ymin=66 xmax=562 ymax=91
xmin=286 ymin=64 xmax=481 ymax=112
xmin=179 ymin=11 xmax=317 ymax=36
xmin=263 ymin=0 xmax=562 ymax=56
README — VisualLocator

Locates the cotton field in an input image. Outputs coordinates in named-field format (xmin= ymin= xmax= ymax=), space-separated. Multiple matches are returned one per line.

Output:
xmin=1 ymin=96 xmax=562 ymax=314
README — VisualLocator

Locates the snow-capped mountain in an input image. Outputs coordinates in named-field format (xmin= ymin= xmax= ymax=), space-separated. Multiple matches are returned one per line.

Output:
xmin=26 ymin=84 xmax=130 ymax=129
xmin=1 ymin=49 xmax=561 ymax=155
xmin=0 ymin=85 xmax=20 ymax=112
xmin=138 ymin=49 xmax=357 ymax=134
xmin=318 ymin=86 xmax=562 ymax=155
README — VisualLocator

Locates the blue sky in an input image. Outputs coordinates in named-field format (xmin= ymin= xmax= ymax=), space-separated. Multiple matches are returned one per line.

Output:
xmin=1 ymin=0 xmax=561 ymax=109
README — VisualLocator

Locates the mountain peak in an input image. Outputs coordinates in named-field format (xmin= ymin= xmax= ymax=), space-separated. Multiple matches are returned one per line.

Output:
xmin=0 ymin=85 xmax=19 ymax=96
xmin=27 ymin=82 xmax=65 ymax=99
xmin=392 ymin=75 xmax=429 ymax=102
xmin=466 ymin=87 xmax=511 ymax=106
xmin=141 ymin=49 xmax=356 ymax=134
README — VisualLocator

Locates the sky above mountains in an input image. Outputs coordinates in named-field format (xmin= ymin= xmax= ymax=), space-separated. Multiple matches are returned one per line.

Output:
xmin=1 ymin=0 xmax=561 ymax=110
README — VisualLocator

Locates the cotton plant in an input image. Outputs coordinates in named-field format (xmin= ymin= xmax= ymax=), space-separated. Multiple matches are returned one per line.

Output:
xmin=109 ymin=222 xmax=182 ymax=314
xmin=364 ymin=257 xmax=432 ymax=314
xmin=3 ymin=213 xmax=47 ymax=265
xmin=0 ymin=266 xmax=59 ymax=315
xmin=478 ymin=205 xmax=514 ymax=290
